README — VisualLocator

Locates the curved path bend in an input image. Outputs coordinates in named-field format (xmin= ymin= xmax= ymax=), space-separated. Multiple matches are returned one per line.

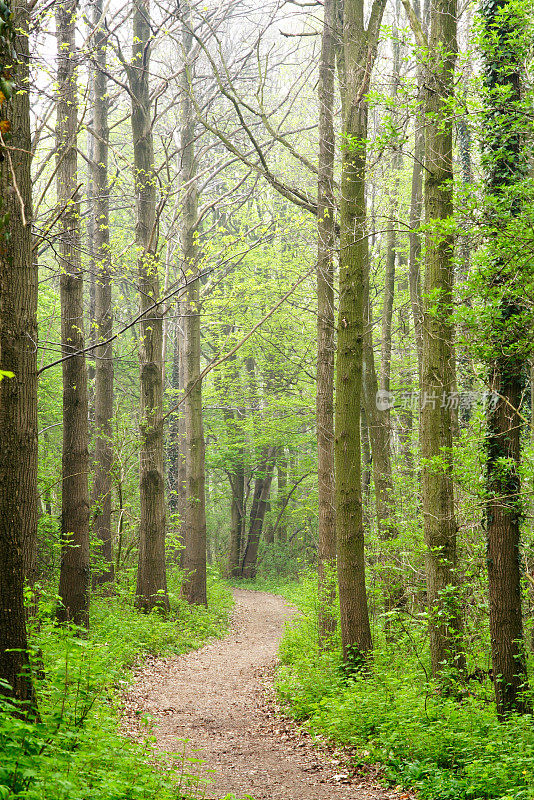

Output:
xmin=124 ymin=589 xmax=398 ymax=800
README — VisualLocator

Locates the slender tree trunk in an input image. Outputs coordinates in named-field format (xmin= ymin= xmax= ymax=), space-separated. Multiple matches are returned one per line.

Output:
xmin=0 ymin=0 xmax=39 ymax=711
xmin=420 ymin=0 xmax=464 ymax=680
xmin=398 ymin=307 xmax=414 ymax=476
xmin=180 ymin=5 xmax=207 ymax=605
xmin=276 ymin=452 xmax=288 ymax=543
xmin=317 ymin=0 xmax=337 ymax=641
xmin=240 ymin=447 xmax=276 ymax=579
xmin=56 ymin=0 xmax=91 ymax=628
xmin=90 ymin=0 xmax=114 ymax=586
xmin=214 ymin=354 xmax=245 ymax=578
xmin=408 ymin=0 xmax=424 ymax=372
xmin=129 ymin=0 xmax=169 ymax=613
xmin=362 ymin=288 xmax=402 ymax=614
xmin=361 ymin=406 xmax=372 ymax=530
xmin=481 ymin=0 xmax=530 ymax=717
xmin=362 ymin=289 xmax=398 ymax=541
xmin=335 ymin=0 xmax=386 ymax=670
xmin=168 ymin=317 xmax=186 ymax=566
xmin=228 ymin=461 xmax=245 ymax=576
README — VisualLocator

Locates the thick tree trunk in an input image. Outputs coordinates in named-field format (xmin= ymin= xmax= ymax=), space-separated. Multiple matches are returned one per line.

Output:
xmin=90 ymin=0 xmax=114 ymax=586
xmin=56 ymin=0 xmax=91 ymax=628
xmin=481 ymin=0 xmax=530 ymax=716
xmin=240 ymin=447 xmax=276 ymax=579
xmin=317 ymin=0 xmax=337 ymax=641
xmin=420 ymin=0 xmax=464 ymax=680
xmin=0 ymin=0 xmax=38 ymax=711
xmin=129 ymin=0 xmax=169 ymax=613
xmin=335 ymin=0 xmax=385 ymax=670
xmin=180 ymin=5 xmax=207 ymax=605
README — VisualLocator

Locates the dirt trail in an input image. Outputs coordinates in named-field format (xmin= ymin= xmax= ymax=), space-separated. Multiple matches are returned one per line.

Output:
xmin=124 ymin=589 xmax=397 ymax=800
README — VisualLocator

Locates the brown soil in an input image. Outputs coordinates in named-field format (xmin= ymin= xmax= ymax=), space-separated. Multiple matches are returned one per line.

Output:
xmin=124 ymin=588 xmax=407 ymax=800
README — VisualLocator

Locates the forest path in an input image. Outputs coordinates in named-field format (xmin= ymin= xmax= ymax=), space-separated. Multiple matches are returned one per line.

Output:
xmin=124 ymin=589 xmax=396 ymax=800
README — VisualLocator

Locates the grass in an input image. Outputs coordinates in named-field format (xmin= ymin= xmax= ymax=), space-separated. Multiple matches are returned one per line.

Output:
xmin=0 ymin=567 xmax=233 ymax=800
xmin=272 ymin=570 xmax=534 ymax=800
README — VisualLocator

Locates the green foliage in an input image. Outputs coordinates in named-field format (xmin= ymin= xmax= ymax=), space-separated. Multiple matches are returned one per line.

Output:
xmin=0 ymin=571 xmax=233 ymax=800
xmin=275 ymin=575 xmax=534 ymax=800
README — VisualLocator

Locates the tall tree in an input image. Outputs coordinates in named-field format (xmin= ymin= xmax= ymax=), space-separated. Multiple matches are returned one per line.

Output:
xmin=316 ymin=0 xmax=337 ymax=641
xmin=480 ymin=0 xmax=530 ymax=716
xmin=407 ymin=0 xmax=424 ymax=370
xmin=89 ymin=0 xmax=114 ymax=585
xmin=56 ymin=0 xmax=91 ymax=627
xmin=418 ymin=0 xmax=464 ymax=680
xmin=180 ymin=3 xmax=207 ymax=605
xmin=0 ymin=0 xmax=38 ymax=710
xmin=128 ymin=0 xmax=169 ymax=613
xmin=335 ymin=0 xmax=386 ymax=669
xmin=168 ymin=316 xmax=187 ymax=567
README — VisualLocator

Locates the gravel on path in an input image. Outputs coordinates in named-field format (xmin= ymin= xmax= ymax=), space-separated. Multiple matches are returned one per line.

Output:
xmin=124 ymin=588 xmax=407 ymax=800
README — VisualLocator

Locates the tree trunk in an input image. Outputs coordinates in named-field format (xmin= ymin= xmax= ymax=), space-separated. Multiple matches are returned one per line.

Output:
xmin=363 ymin=290 xmax=397 ymax=541
xmin=90 ymin=0 xmax=114 ymax=586
xmin=276 ymin=452 xmax=288 ymax=543
xmin=361 ymin=406 xmax=372 ymax=530
xmin=420 ymin=0 xmax=464 ymax=681
xmin=168 ymin=317 xmax=186 ymax=566
xmin=335 ymin=0 xmax=385 ymax=670
xmin=56 ymin=0 xmax=91 ymax=628
xmin=481 ymin=0 xmax=530 ymax=716
xmin=407 ymin=0 xmax=424 ymax=372
xmin=362 ymin=287 xmax=402 ymax=616
xmin=317 ymin=0 xmax=337 ymax=641
xmin=129 ymin=0 xmax=169 ymax=613
xmin=240 ymin=448 xmax=276 ymax=579
xmin=0 ymin=0 xmax=39 ymax=711
xmin=180 ymin=4 xmax=207 ymax=605
xmin=228 ymin=460 xmax=245 ymax=577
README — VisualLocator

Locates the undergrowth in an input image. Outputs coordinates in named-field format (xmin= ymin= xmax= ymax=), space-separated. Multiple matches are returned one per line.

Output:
xmin=0 ymin=567 xmax=233 ymax=800
xmin=274 ymin=571 xmax=534 ymax=800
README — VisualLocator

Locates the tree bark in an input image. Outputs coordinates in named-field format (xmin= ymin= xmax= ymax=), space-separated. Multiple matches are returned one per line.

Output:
xmin=228 ymin=458 xmax=245 ymax=576
xmin=420 ymin=0 xmax=464 ymax=680
xmin=408 ymin=72 xmax=424 ymax=371
xmin=180 ymin=4 xmax=207 ymax=605
xmin=317 ymin=0 xmax=337 ymax=641
xmin=168 ymin=316 xmax=186 ymax=566
xmin=335 ymin=0 xmax=386 ymax=670
xmin=240 ymin=447 xmax=276 ymax=579
xmin=56 ymin=0 xmax=91 ymax=628
xmin=363 ymin=289 xmax=397 ymax=541
xmin=0 ymin=0 xmax=38 ymax=711
xmin=128 ymin=0 xmax=169 ymax=613
xmin=276 ymin=452 xmax=288 ymax=544
xmin=481 ymin=0 xmax=530 ymax=716
xmin=89 ymin=0 xmax=114 ymax=586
